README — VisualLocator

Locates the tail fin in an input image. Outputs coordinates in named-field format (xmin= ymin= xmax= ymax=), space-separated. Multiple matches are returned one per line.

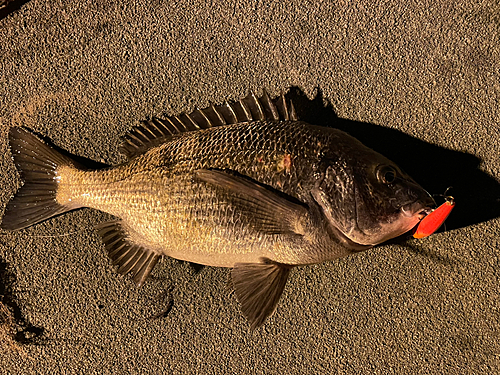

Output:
xmin=1 ymin=128 xmax=78 ymax=231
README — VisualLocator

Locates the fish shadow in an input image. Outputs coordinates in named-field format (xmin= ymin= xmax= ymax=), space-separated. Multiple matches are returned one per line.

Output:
xmin=287 ymin=86 xmax=500 ymax=231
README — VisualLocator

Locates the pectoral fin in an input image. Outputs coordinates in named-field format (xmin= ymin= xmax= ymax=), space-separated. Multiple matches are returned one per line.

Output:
xmin=195 ymin=169 xmax=308 ymax=235
xmin=231 ymin=261 xmax=292 ymax=330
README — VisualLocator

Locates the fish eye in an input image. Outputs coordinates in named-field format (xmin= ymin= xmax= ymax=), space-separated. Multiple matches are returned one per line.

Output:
xmin=376 ymin=165 xmax=397 ymax=184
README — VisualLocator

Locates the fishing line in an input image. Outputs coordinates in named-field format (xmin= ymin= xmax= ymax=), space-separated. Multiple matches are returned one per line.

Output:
xmin=0 ymin=230 xmax=84 ymax=238
xmin=430 ymin=186 xmax=454 ymax=233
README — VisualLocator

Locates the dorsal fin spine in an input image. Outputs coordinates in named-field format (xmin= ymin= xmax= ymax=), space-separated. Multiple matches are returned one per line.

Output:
xmin=197 ymin=108 xmax=213 ymax=128
xmin=140 ymin=124 xmax=157 ymax=139
xmin=172 ymin=116 xmax=188 ymax=132
xmin=128 ymin=133 xmax=146 ymax=147
xmin=225 ymin=102 xmax=238 ymax=123
xmin=153 ymin=118 xmax=175 ymax=135
xmin=145 ymin=120 xmax=165 ymax=137
xmin=238 ymin=99 xmax=253 ymax=121
xmin=184 ymin=113 xmax=201 ymax=130
xmin=278 ymin=93 xmax=289 ymax=121
xmin=120 ymin=90 xmax=300 ymax=159
xmin=211 ymin=105 xmax=227 ymax=125
xmin=289 ymin=100 xmax=298 ymax=121
xmin=250 ymin=92 xmax=265 ymax=120
xmin=262 ymin=90 xmax=279 ymax=120
xmin=163 ymin=117 xmax=181 ymax=134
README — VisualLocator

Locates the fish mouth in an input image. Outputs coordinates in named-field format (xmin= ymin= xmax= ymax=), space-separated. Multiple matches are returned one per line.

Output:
xmin=400 ymin=194 xmax=436 ymax=219
xmin=348 ymin=187 xmax=436 ymax=246
xmin=401 ymin=201 xmax=432 ymax=219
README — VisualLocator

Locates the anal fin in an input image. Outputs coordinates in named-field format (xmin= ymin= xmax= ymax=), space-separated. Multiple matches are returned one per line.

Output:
xmin=231 ymin=260 xmax=292 ymax=330
xmin=96 ymin=221 xmax=160 ymax=287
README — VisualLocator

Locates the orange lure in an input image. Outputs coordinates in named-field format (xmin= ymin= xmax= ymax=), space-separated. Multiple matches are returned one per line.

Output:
xmin=413 ymin=196 xmax=455 ymax=239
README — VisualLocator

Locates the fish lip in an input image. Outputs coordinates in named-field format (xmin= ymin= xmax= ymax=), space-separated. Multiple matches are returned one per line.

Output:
xmin=401 ymin=194 xmax=436 ymax=219
xmin=401 ymin=201 xmax=430 ymax=218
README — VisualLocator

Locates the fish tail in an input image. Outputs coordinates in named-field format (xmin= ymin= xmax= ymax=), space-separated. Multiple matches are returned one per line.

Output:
xmin=1 ymin=127 xmax=79 ymax=231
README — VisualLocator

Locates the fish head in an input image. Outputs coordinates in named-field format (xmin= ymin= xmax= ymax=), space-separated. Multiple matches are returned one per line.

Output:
xmin=311 ymin=137 xmax=435 ymax=248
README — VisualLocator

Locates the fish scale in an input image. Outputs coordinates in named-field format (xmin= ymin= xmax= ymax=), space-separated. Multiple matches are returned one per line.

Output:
xmin=151 ymin=121 xmax=321 ymax=197
xmin=59 ymin=122 xmax=325 ymax=266
xmin=1 ymin=91 xmax=435 ymax=329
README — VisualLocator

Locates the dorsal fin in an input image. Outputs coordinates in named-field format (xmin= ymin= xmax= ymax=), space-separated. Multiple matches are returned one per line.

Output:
xmin=119 ymin=90 xmax=299 ymax=159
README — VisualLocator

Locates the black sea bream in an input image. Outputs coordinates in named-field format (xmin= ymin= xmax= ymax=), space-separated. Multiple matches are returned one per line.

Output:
xmin=1 ymin=91 xmax=434 ymax=329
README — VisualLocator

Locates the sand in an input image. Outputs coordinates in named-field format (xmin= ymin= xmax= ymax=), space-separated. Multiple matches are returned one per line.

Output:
xmin=0 ymin=0 xmax=499 ymax=374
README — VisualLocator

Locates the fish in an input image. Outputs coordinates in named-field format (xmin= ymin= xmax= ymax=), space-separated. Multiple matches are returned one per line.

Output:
xmin=0 ymin=91 xmax=435 ymax=329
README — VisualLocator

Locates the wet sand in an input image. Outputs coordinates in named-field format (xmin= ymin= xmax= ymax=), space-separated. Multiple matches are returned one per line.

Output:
xmin=1 ymin=1 xmax=499 ymax=373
